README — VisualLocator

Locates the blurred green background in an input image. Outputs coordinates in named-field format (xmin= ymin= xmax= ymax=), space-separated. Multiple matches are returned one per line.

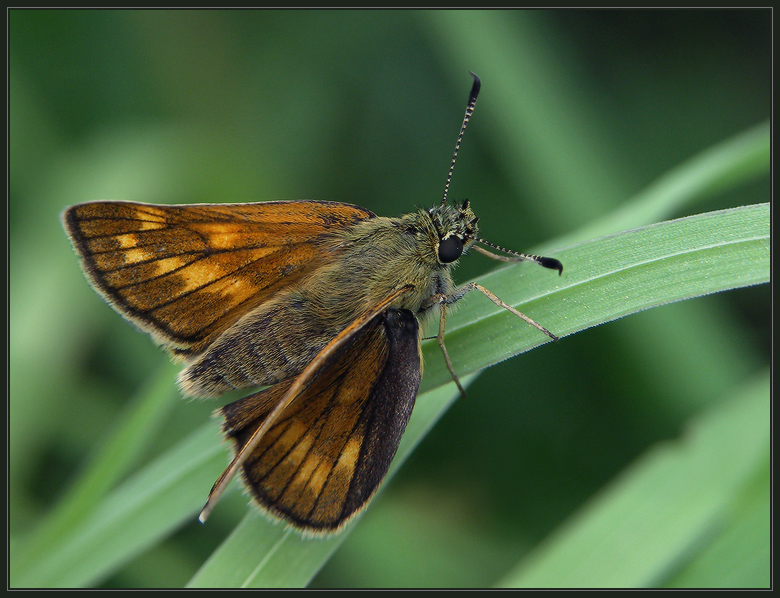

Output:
xmin=10 ymin=9 xmax=770 ymax=588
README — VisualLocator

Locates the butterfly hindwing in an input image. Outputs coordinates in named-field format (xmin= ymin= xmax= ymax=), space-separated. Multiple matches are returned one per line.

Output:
xmin=62 ymin=200 xmax=375 ymax=357
xmin=220 ymin=308 xmax=422 ymax=534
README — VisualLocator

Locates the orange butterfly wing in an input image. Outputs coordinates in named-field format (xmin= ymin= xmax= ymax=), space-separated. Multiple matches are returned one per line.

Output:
xmin=62 ymin=200 xmax=375 ymax=357
xmin=220 ymin=308 xmax=422 ymax=534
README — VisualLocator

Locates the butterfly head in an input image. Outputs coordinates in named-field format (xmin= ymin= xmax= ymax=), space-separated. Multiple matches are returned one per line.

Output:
xmin=427 ymin=199 xmax=480 ymax=265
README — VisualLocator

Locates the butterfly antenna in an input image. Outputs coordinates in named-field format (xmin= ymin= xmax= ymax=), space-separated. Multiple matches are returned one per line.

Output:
xmin=442 ymin=72 xmax=481 ymax=206
xmin=473 ymin=239 xmax=563 ymax=275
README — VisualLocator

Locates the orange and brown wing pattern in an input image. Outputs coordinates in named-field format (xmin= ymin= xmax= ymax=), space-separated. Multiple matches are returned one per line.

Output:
xmin=220 ymin=308 xmax=422 ymax=534
xmin=62 ymin=200 xmax=375 ymax=357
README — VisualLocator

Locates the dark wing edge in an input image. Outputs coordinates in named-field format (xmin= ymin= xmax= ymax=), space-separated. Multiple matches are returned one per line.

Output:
xmin=220 ymin=308 xmax=422 ymax=535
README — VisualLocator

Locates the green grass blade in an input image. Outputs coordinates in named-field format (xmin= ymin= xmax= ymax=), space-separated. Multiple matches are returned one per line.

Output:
xmin=12 ymin=421 xmax=227 ymax=588
xmin=665 ymin=454 xmax=770 ymax=588
xmin=11 ymin=363 xmax=178 ymax=583
xmin=497 ymin=370 xmax=769 ymax=588
xmin=552 ymin=120 xmax=770 ymax=249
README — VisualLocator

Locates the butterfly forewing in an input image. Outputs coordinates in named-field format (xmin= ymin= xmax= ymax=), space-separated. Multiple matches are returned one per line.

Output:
xmin=62 ymin=200 xmax=375 ymax=357
xmin=220 ymin=308 xmax=422 ymax=533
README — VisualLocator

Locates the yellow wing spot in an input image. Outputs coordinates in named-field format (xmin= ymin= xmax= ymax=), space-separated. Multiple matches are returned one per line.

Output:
xmin=285 ymin=430 xmax=315 ymax=467
xmin=276 ymin=420 xmax=309 ymax=452
xmin=281 ymin=442 xmax=322 ymax=504
xmin=333 ymin=438 xmax=361 ymax=476
xmin=200 ymin=225 xmax=246 ymax=250
xmin=225 ymin=275 xmax=251 ymax=297
xmin=308 ymin=461 xmax=332 ymax=497
xmin=123 ymin=248 xmax=153 ymax=265
xmin=115 ymin=234 xmax=138 ymax=249
xmin=310 ymin=440 xmax=362 ymax=523
xmin=197 ymin=275 xmax=259 ymax=306
xmin=152 ymin=256 xmax=188 ymax=276
xmin=291 ymin=451 xmax=322 ymax=485
xmin=132 ymin=207 xmax=167 ymax=224
xmin=136 ymin=219 xmax=167 ymax=231
xmin=176 ymin=260 xmax=227 ymax=292
xmin=210 ymin=234 xmax=240 ymax=250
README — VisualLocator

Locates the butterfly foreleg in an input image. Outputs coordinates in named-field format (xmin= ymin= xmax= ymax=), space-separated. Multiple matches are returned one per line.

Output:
xmin=421 ymin=281 xmax=559 ymax=398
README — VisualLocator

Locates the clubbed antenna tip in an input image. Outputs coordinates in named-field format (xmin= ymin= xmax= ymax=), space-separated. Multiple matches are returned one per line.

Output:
xmin=539 ymin=256 xmax=563 ymax=275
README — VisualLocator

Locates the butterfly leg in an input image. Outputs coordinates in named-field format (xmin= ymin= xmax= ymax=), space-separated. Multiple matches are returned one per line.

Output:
xmin=435 ymin=303 xmax=467 ymax=397
xmin=422 ymin=281 xmax=559 ymax=397
xmin=454 ymin=282 xmax=559 ymax=341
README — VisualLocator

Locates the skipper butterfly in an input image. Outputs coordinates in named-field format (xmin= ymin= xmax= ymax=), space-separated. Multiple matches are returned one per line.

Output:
xmin=62 ymin=73 xmax=562 ymax=534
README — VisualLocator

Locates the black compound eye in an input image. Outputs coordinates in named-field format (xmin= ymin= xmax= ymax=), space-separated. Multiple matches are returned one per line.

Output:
xmin=438 ymin=235 xmax=463 ymax=263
